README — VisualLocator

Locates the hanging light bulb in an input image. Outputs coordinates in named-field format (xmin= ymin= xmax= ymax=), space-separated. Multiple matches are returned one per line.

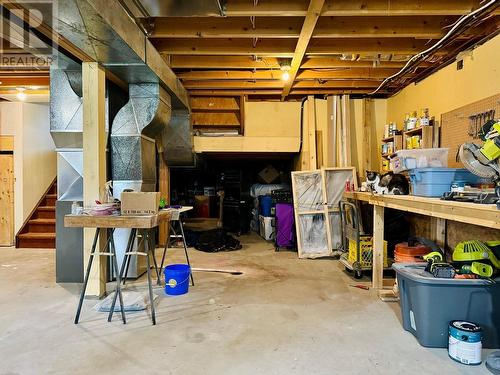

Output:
xmin=16 ymin=87 xmax=27 ymax=101
xmin=281 ymin=70 xmax=290 ymax=81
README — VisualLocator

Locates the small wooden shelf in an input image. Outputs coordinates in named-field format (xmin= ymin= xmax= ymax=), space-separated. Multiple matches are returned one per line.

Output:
xmin=404 ymin=126 xmax=427 ymax=136
xmin=403 ymin=125 xmax=434 ymax=149
xmin=191 ymin=107 xmax=240 ymax=113
xmin=190 ymin=95 xmax=245 ymax=134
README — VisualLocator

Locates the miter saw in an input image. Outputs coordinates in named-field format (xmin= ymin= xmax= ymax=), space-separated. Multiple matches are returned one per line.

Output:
xmin=459 ymin=119 xmax=500 ymax=209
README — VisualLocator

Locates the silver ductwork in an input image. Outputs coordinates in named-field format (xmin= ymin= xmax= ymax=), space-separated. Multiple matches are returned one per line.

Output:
xmin=111 ymin=83 xmax=171 ymax=192
xmin=54 ymin=0 xmax=195 ymax=166
xmin=50 ymin=67 xmax=83 ymax=202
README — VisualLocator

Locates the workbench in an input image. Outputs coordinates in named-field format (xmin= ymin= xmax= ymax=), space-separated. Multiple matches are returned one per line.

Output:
xmin=343 ymin=191 xmax=500 ymax=292
xmin=65 ymin=210 xmax=173 ymax=325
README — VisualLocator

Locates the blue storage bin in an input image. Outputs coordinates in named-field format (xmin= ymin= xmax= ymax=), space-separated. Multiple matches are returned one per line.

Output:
xmin=408 ymin=168 xmax=480 ymax=197
xmin=259 ymin=195 xmax=274 ymax=216
xmin=393 ymin=263 xmax=500 ymax=348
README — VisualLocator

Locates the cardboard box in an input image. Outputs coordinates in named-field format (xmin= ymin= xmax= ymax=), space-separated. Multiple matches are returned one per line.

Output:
xmin=258 ymin=164 xmax=280 ymax=184
xmin=121 ymin=192 xmax=160 ymax=215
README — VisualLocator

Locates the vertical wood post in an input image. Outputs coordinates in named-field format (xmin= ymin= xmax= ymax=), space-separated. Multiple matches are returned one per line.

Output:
xmin=82 ymin=62 xmax=107 ymax=297
xmin=362 ymin=99 xmax=373 ymax=175
xmin=372 ymin=205 xmax=385 ymax=289
xmin=307 ymin=96 xmax=317 ymax=170
xmin=158 ymin=153 xmax=170 ymax=246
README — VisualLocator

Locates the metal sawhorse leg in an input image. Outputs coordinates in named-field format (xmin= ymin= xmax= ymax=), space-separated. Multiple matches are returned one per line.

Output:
xmin=109 ymin=228 xmax=158 ymax=325
xmin=159 ymin=215 xmax=195 ymax=287
xmin=74 ymin=228 xmax=126 ymax=325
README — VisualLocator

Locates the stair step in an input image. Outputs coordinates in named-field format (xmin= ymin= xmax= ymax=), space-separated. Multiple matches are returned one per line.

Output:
xmin=17 ymin=232 xmax=55 ymax=248
xmin=37 ymin=206 xmax=56 ymax=219
xmin=18 ymin=233 xmax=56 ymax=239
xmin=28 ymin=218 xmax=56 ymax=233
xmin=45 ymin=194 xmax=57 ymax=205
xmin=38 ymin=206 xmax=55 ymax=211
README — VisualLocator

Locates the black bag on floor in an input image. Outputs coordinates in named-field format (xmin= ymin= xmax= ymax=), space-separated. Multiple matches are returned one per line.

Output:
xmin=195 ymin=229 xmax=242 ymax=253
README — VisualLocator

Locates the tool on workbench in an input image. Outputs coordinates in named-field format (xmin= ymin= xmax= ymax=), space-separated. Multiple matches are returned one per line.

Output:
xmin=460 ymin=119 xmax=500 ymax=208
xmin=349 ymin=284 xmax=369 ymax=290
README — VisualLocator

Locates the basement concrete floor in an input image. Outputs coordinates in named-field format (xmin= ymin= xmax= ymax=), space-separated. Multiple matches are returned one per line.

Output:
xmin=0 ymin=234 xmax=495 ymax=375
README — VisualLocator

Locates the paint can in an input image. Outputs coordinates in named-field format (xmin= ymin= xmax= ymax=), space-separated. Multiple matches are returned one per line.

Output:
xmin=448 ymin=320 xmax=482 ymax=365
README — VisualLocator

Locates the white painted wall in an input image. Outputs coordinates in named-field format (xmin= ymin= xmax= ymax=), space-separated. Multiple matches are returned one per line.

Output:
xmin=0 ymin=102 xmax=55 ymax=233
xmin=22 ymin=103 xmax=56 ymax=225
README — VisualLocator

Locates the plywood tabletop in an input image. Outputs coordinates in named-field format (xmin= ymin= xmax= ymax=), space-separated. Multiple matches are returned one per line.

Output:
xmin=64 ymin=210 xmax=172 ymax=229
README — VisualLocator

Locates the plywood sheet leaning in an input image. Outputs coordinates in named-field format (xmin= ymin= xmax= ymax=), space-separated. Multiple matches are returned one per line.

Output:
xmin=291 ymin=167 xmax=357 ymax=259
xmin=0 ymin=154 xmax=14 ymax=246
xmin=322 ymin=167 xmax=357 ymax=251
xmin=441 ymin=93 xmax=500 ymax=168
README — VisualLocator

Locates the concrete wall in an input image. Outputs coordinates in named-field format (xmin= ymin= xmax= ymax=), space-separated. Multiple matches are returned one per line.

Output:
xmin=0 ymin=102 xmax=55 ymax=232
xmin=386 ymin=34 xmax=500 ymax=125
xmin=194 ymin=100 xmax=301 ymax=153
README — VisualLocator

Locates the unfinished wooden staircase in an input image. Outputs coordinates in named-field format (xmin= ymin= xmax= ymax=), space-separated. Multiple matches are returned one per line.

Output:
xmin=16 ymin=180 xmax=56 ymax=248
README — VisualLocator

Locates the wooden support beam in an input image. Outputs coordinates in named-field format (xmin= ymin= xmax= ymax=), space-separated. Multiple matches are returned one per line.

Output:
xmin=169 ymin=55 xmax=411 ymax=69
xmin=82 ymin=62 xmax=107 ymax=297
xmin=152 ymin=17 xmax=303 ymax=38
xmin=153 ymin=38 xmax=296 ymax=57
xmin=182 ymin=80 xmax=380 ymax=90
xmin=187 ymin=89 xmax=378 ymax=96
xmin=362 ymin=99 xmax=373 ymax=174
xmin=307 ymin=96 xmax=318 ymax=169
xmin=372 ymin=204 xmax=385 ymax=289
xmin=177 ymin=68 xmax=397 ymax=80
xmin=152 ymin=16 xmax=460 ymax=40
xmin=153 ymin=37 xmax=441 ymax=56
xmin=306 ymin=38 xmax=438 ymax=55
xmin=0 ymin=75 xmax=50 ymax=87
xmin=225 ymin=0 xmax=483 ymax=17
xmin=282 ymin=0 xmax=325 ymax=99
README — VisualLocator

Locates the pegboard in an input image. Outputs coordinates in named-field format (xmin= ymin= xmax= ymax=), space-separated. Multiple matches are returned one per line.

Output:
xmin=440 ymin=93 xmax=500 ymax=167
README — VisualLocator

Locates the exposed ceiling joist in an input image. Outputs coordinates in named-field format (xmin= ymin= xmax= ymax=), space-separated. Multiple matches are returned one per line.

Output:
xmin=188 ymin=89 xmax=379 ymax=96
xmin=150 ymin=16 xmax=469 ymax=40
xmin=282 ymin=0 xmax=325 ymax=98
xmin=168 ymin=55 xmax=414 ymax=69
xmin=225 ymin=0 xmax=484 ymax=17
xmin=153 ymin=37 xmax=442 ymax=56
xmin=182 ymin=80 xmax=380 ymax=89
xmin=176 ymin=68 xmax=398 ymax=80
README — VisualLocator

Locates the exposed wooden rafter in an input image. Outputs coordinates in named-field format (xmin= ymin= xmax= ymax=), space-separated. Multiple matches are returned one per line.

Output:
xmin=151 ymin=16 xmax=471 ymax=40
xmin=225 ymin=0 xmax=484 ymax=17
xmin=283 ymin=0 xmax=335 ymax=98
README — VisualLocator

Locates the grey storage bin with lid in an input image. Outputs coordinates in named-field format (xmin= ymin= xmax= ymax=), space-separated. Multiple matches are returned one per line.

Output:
xmin=393 ymin=263 xmax=500 ymax=348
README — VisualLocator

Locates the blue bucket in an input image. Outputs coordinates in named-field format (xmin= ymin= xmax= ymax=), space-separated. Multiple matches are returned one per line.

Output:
xmin=164 ymin=264 xmax=191 ymax=296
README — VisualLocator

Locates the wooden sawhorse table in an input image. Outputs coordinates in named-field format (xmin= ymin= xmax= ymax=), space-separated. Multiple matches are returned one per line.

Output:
xmin=65 ymin=211 xmax=171 ymax=325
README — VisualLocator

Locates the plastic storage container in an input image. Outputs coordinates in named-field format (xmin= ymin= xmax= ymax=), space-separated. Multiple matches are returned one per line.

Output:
xmin=390 ymin=148 xmax=449 ymax=173
xmin=259 ymin=195 xmax=274 ymax=216
xmin=408 ymin=168 xmax=480 ymax=197
xmin=393 ymin=263 xmax=500 ymax=348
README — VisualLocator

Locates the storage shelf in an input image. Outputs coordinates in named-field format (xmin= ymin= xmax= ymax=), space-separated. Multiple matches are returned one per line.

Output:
xmin=404 ymin=126 xmax=428 ymax=136
xmin=191 ymin=107 xmax=240 ymax=113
